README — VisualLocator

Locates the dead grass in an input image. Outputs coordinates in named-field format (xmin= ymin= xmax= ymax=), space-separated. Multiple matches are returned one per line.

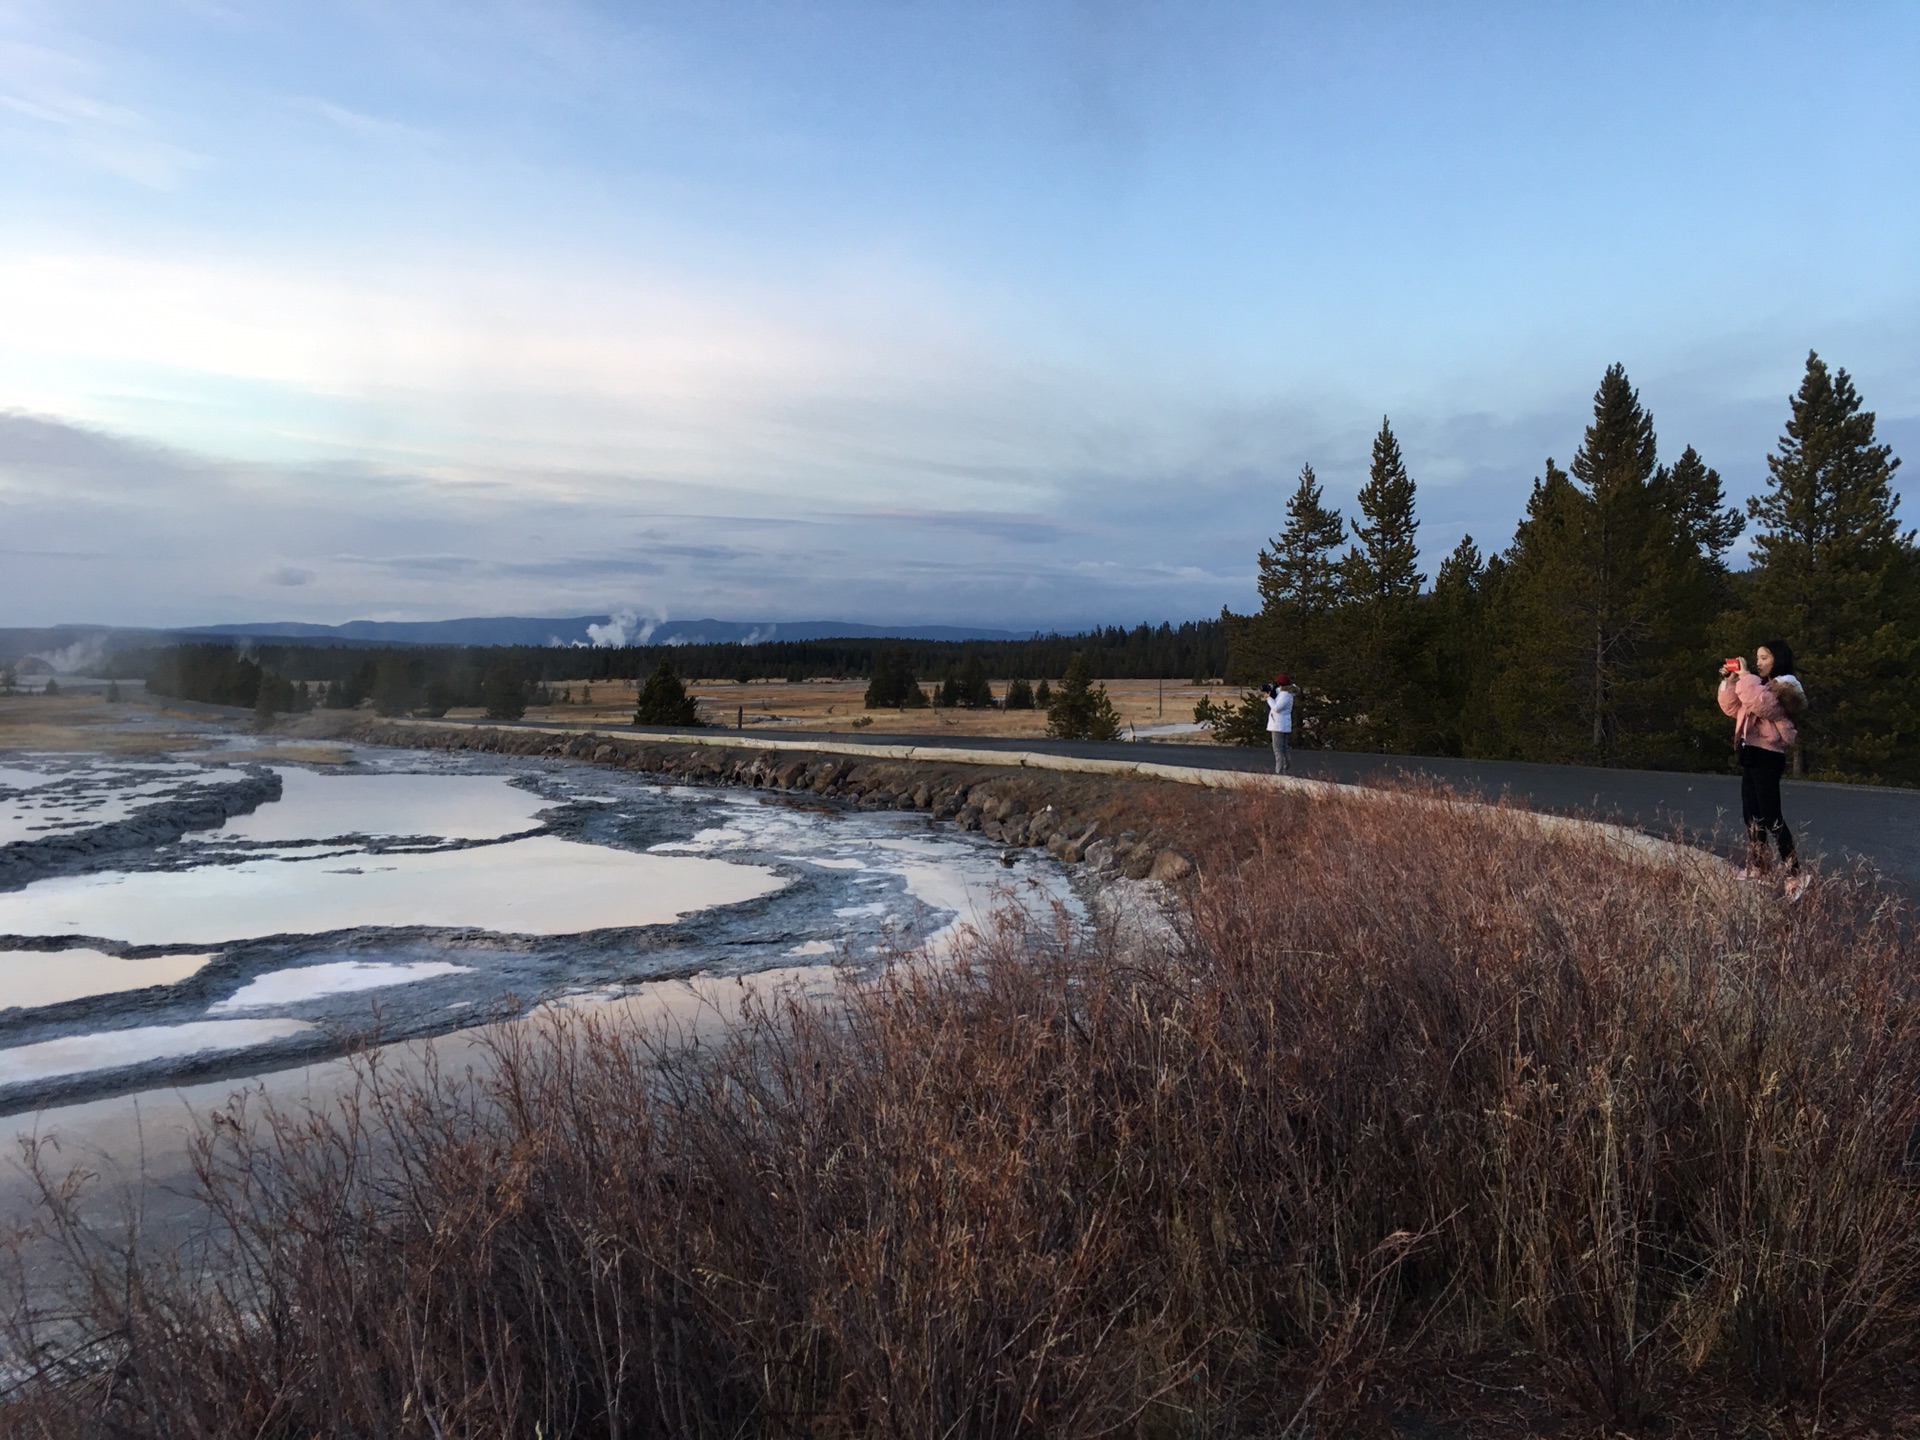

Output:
xmin=516 ymin=677 xmax=1219 ymax=740
xmin=0 ymin=695 xmax=211 ymax=754
xmin=3 ymin=787 xmax=1919 ymax=1436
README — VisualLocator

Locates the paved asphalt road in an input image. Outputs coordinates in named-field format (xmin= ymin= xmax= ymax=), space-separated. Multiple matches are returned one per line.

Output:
xmin=664 ymin=727 xmax=1920 ymax=896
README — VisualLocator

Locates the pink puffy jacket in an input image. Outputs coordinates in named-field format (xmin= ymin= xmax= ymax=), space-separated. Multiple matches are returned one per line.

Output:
xmin=1718 ymin=672 xmax=1798 ymax=754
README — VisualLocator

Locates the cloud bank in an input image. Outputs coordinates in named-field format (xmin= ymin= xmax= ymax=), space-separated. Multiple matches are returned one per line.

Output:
xmin=1 ymin=4 xmax=1916 ymax=629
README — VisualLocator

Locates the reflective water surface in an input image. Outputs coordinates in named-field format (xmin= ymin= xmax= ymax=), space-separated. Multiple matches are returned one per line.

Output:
xmin=0 ymin=835 xmax=784 ymax=946
xmin=0 ymin=747 xmax=1080 ymax=1108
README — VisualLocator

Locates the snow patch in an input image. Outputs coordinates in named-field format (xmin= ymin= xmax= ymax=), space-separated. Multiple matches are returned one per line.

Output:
xmin=0 ymin=1020 xmax=315 ymax=1087
xmin=211 ymin=960 xmax=472 ymax=1013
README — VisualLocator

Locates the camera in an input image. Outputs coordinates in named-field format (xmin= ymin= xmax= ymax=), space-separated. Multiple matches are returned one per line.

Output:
xmin=1721 ymin=657 xmax=1743 ymax=676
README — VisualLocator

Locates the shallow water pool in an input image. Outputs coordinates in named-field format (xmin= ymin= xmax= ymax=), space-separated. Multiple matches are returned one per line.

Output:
xmin=0 ymin=748 xmax=1080 ymax=1109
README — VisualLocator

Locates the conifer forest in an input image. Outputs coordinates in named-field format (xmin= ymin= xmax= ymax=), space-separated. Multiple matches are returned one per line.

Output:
xmin=1221 ymin=352 xmax=1915 ymax=783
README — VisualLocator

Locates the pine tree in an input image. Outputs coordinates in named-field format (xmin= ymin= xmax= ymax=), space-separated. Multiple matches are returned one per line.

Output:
xmin=634 ymin=659 xmax=700 ymax=726
xmin=1653 ymin=445 xmax=1743 ymax=568
xmin=1335 ymin=418 xmax=1428 ymax=750
xmin=1256 ymin=463 xmax=1348 ymax=630
xmin=1743 ymin=352 xmax=1916 ymax=779
xmin=1484 ymin=460 xmax=1592 ymax=760
xmin=254 ymin=673 xmax=295 ymax=730
xmin=1428 ymin=535 xmax=1485 ymax=755
xmin=864 ymin=648 xmax=901 ymax=709
xmin=372 ymin=656 xmax=416 ymax=717
xmin=1034 ymin=679 xmax=1052 ymax=709
xmin=1233 ymin=463 xmax=1347 ymax=734
xmin=1646 ymin=444 xmax=1743 ymax=766
xmin=1748 ymin=352 xmax=1907 ymax=652
xmin=1569 ymin=363 xmax=1661 ymax=757
xmin=1347 ymin=420 xmax=1423 ymax=603
xmin=1003 ymin=676 xmax=1035 ymax=710
xmin=330 ymin=660 xmax=376 ymax=709
xmin=482 ymin=665 xmax=527 ymax=721
xmin=1483 ymin=365 xmax=1709 ymax=765
xmin=957 ymin=649 xmax=994 ymax=708
xmin=1045 ymin=653 xmax=1121 ymax=740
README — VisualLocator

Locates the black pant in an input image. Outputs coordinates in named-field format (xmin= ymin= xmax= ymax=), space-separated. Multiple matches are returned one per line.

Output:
xmin=1739 ymin=744 xmax=1796 ymax=868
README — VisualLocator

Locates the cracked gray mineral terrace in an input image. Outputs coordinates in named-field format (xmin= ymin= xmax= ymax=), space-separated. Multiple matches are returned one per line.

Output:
xmin=0 ymin=746 xmax=1081 ymax=1111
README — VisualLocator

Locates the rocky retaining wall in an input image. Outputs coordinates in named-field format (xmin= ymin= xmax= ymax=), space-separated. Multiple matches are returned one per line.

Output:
xmin=355 ymin=722 xmax=1200 ymax=884
xmin=0 ymin=768 xmax=283 ymax=891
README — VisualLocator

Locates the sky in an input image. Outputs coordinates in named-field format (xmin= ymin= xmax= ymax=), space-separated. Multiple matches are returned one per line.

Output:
xmin=1 ymin=1 xmax=1917 ymax=632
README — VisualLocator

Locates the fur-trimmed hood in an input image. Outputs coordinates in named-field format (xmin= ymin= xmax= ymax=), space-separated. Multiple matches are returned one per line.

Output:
xmin=1768 ymin=674 xmax=1807 ymax=719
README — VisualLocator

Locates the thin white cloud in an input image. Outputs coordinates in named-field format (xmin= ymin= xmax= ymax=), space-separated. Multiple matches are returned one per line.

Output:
xmin=0 ymin=36 xmax=206 ymax=189
xmin=292 ymin=97 xmax=434 ymax=143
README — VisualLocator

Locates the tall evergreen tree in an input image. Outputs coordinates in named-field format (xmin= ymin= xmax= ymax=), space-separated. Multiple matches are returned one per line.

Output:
xmin=861 ymin=645 xmax=929 ymax=709
xmin=1743 ymin=352 xmax=1916 ymax=779
xmin=1346 ymin=420 xmax=1424 ymax=603
xmin=1335 ymin=418 xmax=1428 ymax=750
xmin=1238 ymin=464 xmax=1347 ymax=718
xmin=1646 ymin=444 xmax=1743 ymax=765
xmin=372 ymin=656 xmax=417 ymax=717
xmin=1484 ymin=460 xmax=1592 ymax=760
xmin=1257 ymin=463 xmax=1348 ymax=622
xmin=956 ymin=649 xmax=994 ymax=708
xmin=1428 ymin=535 xmax=1486 ymax=755
xmin=1569 ymin=363 xmax=1661 ymax=757
xmin=1653 ymin=445 xmax=1743 ymax=569
xmin=482 ymin=665 xmax=527 ymax=721
xmin=1484 ymin=365 xmax=1712 ymax=765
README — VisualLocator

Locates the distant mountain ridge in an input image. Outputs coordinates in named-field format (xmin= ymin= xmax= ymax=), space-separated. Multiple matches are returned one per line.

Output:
xmin=176 ymin=616 xmax=1031 ymax=647
xmin=0 ymin=617 xmax=1031 ymax=666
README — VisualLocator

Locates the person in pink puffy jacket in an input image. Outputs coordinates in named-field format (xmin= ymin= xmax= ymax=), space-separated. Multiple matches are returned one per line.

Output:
xmin=1716 ymin=639 xmax=1808 ymax=896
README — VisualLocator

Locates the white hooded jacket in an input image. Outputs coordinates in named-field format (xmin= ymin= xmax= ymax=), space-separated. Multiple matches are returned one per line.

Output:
xmin=1265 ymin=688 xmax=1293 ymax=734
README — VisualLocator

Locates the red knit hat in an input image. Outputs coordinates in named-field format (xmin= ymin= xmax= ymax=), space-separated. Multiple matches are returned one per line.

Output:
xmin=1274 ymin=673 xmax=1291 ymax=685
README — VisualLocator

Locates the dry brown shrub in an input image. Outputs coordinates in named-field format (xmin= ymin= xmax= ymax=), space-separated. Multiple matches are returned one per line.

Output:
xmin=4 ymin=784 xmax=1919 ymax=1437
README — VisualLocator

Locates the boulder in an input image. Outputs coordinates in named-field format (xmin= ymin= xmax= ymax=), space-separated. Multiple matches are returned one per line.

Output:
xmin=1148 ymin=850 xmax=1195 ymax=883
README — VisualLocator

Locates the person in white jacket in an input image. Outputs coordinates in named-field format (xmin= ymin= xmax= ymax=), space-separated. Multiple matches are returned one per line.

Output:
xmin=1264 ymin=673 xmax=1294 ymax=775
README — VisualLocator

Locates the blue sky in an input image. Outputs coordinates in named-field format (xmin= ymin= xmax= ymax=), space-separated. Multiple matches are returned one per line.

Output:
xmin=1 ymin=1 xmax=1916 ymax=629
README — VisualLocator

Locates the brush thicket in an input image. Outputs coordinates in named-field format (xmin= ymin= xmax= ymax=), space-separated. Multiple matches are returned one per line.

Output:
xmin=5 ymin=786 xmax=1918 ymax=1436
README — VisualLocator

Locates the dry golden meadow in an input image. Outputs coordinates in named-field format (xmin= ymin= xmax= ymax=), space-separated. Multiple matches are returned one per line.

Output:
xmin=509 ymin=676 xmax=1220 ymax=741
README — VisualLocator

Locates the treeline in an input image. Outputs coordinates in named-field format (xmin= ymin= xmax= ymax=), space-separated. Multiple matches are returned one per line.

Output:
xmin=554 ymin=622 xmax=1227 ymax=685
xmin=143 ymin=647 xmax=539 ymax=721
xmin=130 ymin=620 xmax=1229 ymax=713
xmin=1221 ymin=352 xmax=1914 ymax=782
